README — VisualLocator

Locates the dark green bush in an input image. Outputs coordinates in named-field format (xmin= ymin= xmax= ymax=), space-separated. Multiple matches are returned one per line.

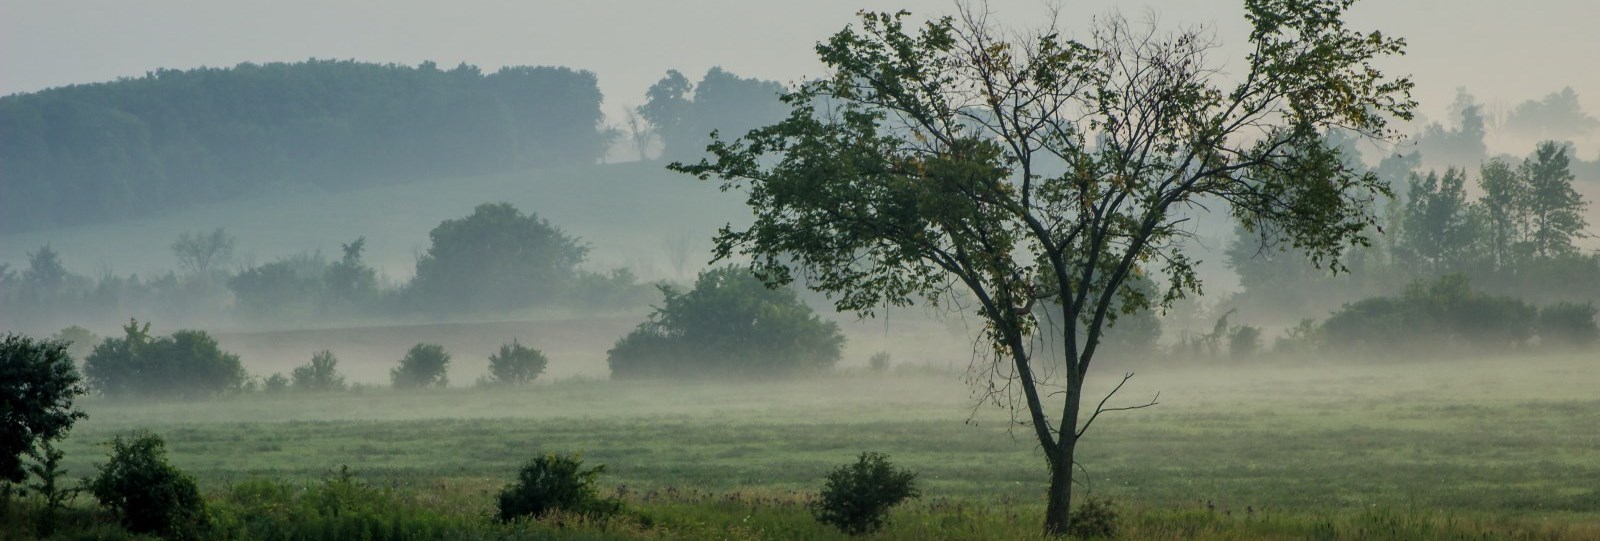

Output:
xmin=1322 ymin=275 xmax=1537 ymax=355
xmin=811 ymin=452 xmax=920 ymax=535
xmin=868 ymin=351 xmax=891 ymax=373
xmin=497 ymin=453 xmax=621 ymax=522
xmin=487 ymin=340 xmax=548 ymax=386
xmin=82 ymin=319 xmax=247 ymax=398
xmin=87 ymin=431 xmax=209 ymax=539
xmin=1067 ymin=497 xmax=1120 ymax=539
xmin=1228 ymin=325 xmax=1262 ymax=359
xmin=292 ymin=350 xmax=348 ymax=391
xmin=392 ymin=343 xmax=450 ymax=389
xmin=608 ymin=266 xmax=845 ymax=379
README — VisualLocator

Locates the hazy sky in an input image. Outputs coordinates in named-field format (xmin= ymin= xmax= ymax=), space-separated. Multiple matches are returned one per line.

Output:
xmin=4 ymin=0 xmax=1597 ymax=137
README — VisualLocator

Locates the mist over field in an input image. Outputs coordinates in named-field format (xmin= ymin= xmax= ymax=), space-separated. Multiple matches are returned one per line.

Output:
xmin=1 ymin=1 xmax=1598 ymax=539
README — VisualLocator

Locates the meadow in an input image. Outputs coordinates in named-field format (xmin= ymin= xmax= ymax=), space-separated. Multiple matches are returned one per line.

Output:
xmin=19 ymin=350 xmax=1599 ymax=540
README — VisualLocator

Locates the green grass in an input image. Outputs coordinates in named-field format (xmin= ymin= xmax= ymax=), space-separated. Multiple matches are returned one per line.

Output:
xmin=13 ymin=353 xmax=1597 ymax=539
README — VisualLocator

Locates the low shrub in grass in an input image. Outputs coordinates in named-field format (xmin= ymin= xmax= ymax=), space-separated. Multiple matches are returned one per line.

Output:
xmin=1068 ymin=496 xmax=1120 ymax=539
xmin=498 ymin=453 xmax=622 ymax=522
xmin=487 ymin=340 xmax=548 ymax=385
xmin=292 ymin=350 xmax=348 ymax=391
xmin=86 ymin=431 xmax=210 ymax=539
xmin=811 ymin=451 xmax=920 ymax=535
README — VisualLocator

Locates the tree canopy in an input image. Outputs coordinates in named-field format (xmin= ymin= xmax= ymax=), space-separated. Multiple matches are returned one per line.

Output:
xmin=672 ymin=1 xmax=1414 ymax=533
xmin=408 ymin=203 xmax=589 ymax=313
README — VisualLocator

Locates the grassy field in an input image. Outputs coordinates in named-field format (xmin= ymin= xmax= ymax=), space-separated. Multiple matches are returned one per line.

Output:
xmin=19 ymin=351 xmax=1598 ymax=539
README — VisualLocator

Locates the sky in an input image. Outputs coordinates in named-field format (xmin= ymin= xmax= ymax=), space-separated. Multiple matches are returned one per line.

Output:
xmin=4 ymin=0 xmax=1598 ymax=141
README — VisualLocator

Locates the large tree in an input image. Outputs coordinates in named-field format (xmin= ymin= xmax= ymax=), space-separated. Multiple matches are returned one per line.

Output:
xmin=672 ymin=0 xmax=1412 ymax=534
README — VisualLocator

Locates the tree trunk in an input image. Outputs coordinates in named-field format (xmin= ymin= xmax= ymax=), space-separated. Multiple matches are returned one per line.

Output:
xmin=1042 ymin=441 xmax=1077 ymax=536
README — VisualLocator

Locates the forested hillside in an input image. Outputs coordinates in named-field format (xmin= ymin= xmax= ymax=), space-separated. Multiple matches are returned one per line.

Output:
xmin=0 ymin=60 xmax=610 ymax=232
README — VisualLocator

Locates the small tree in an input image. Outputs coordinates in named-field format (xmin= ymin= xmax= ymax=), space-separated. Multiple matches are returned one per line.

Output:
xmin=291 ymin=350 xmax=347 ymax=391
xmin=811 ymin=452 xmax=920 ymax=535
xmin=392 ymin=343 xmax=450 ymax=389
xmin=497 ymin=453 xmax=620 ymax=522
xmin=87 ymin=431 xmax=209 ymax=539
xmin=487 ymin=340 xmax=548 ymax=386
xmin=607 ymin=266 xmax=845 ymax=379
xmin=1538 ymin=302 xmax=1598 ymax=349
xmin=171 ymin=228 xmax=235 ymax=278
xmin=0 ymin=334 xmax=87 ymax=486
xmin=409 ymin=203 xmax=588 ymax=313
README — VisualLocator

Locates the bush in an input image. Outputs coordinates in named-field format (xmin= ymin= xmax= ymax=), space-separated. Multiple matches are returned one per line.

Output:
xmin=497 ymin=453 xmax=621 ymax=522
xmin=1537 ymin=302 xmax=1598 ymax=349
xmin=1067 ymin=497 xmax=1120 ymax=539
xmin=408 ymin=203 xmax=589 ymax=313
xmin=263 ymin=373 xmax=289 ymax=393
xmin=87 ymin=431 xmax=209 ymax=539
xmin=811 ymin=452 xmax=920 ymax=535
xmin=1322 ymin=275 xmax=1537 ymax=355
xmin=1228 ymin=325 xmax=1262 ymax=359
xmin=868 ymin=351 xmax=891 ymax=373
xmin=292 ymin=350 xmax=348 ymax=391
xmin=608 ymin=266 xmax=845 ymax=379
xmin=392 ymin=343 xmax=450 ymax=389
xmin=82 ymin=319 xmax=247 ymax=398
xmin=0 ymin=333 xmax=86 ymax=485
xmin=487 ymin=340 xmax=548 ymax=386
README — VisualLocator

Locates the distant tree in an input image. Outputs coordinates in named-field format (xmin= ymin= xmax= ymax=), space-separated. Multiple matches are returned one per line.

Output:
xmin=638 ymin=70 xmax=695 ymax=159
xmin=486 ymin=340 xmax=548 ymax=386
xmin=1322 ymin=275 xmax=1537 ymax=355
xmin=1503 ymin=87 xmax=1600 ymax=141
xmin=639 ymin=67 xmax=789 ymax=161
xmin=1399 ymin=168 xmax=1481 ymax=274
xmin=291 ymin=350 xmax=347 ymax=392
xmin=50 ymin=325 xmax=99 ymax=361
xmin=1537 ymin=302 xmax=1598 ymax=350
xmin=228 ymin=252 xmax=328 ymax=318
xmin=323 ymin=237 xmax=379 ymax=311
xmin=0 ymin=334 xmax=87 ymax=486
xmin=171 ymin=228 xmax=235 ymax=278
xmin=1228 ymin=325 xmax=1263 ymax=359
xmin=22 ymin=245 xmax=69 ymax=303
xmin=1519 ymin=142 xmax=1588 ymax=260
xmin=621 ymin=108 xmax=658 ymax=161
xmin=608 ymin=266 xmax=845 ymax=379
xmin=1413 ymin=89 xmax=1487 ymax=168
xmin=1477 ymin=158 xmax=1524 ymax=270
xmin=409 ymin=203 xmax=588 ymax=313
xmin=391 ymin=343 xmax=450 ymax=389
xmin=82 ymin=319 xmax=247 ymax=398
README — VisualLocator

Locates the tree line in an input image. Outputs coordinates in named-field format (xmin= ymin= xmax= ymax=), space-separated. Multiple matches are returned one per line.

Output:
xmin=0 ymin=60 xmax=611 ymax=232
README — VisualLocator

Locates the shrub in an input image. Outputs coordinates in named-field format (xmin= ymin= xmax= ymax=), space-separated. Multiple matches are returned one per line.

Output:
xmin=1067 ymin=497 xmax=1120 ymax=539
xmin=811 ymin=452 xmax=920 ymax=535
xmin=1228 ymin=325 xmax=1262 ymax=359
xmin=82 ymin=319 xmax=247 ymax=398
xmin=263 ymin=373 xmax=289 ymax=393
xmin=487 ymin=340 xmax=548 ymax=386
xmin=868 ymin=351 xmax=891 ymax=373
xmin=608 ymin=266 xmax=845 ymax=379
xmin=392 ymin=343 xmax=450 ymax=389
xmin=497 ymin=453 xmax=621 ymax=522
xmin=292 ymin=350 xmax=347 ymax=391
xmin=408 ymin=203 xmax=589 ymax=313
xmin=0 ymin=333 xmax=86 ymax=485
xmin=1322 ymin=275 xmax=1537 ymax=356
xmin=87 ymin=431 xmax=209 ymax=539
xmin=1537 ymin=302 xmax=1598 ymax=349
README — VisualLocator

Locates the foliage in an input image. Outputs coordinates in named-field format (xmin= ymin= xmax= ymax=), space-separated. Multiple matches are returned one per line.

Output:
xmin=1067 ymin=497 xmax=1120 ymax=539
xmin=607 ymin=266 xmax=845 ymax=379
xmin=868 ymin=351 xmax=891 ymax=373
xmin=229 ymin=251 xmax=329 ymax=318
xmin=50 ymin=325 xmax=98 ymax=361
xmin=0 ymin=60 xmax=609 ymax=232
xmin=409 ymin=202 xmax=589 ymax=313
xmin=811 ymin=451 xmax=920 ymax=535
xmin=323 ymin=237 xmax=380 ymax=312
xmin=83 ymin=319 xmax=248 ymax=398
xmin=1537 ymin=302 xmax=1599 ymax=350
xmin=0 ymin=333 xmax=87 ymax=484
xmin=23 ymin=441 xmax=77 ymax=535
xmin=392 ymin=343 xmax=451 ymax=389
xmin=488 ymin=340 xmax=549 ymax=386
xmin=497 ymin=453 xmax=621 ymax=522
xmin=640 ymin=67 xmax=789 ymax=161
xmin=87 ymin=431 xmax=210 ymax=539
xmin=264 ymin=373 xmax=290 ymax=393
xmin=292 ymin=350 xmax=348 ymax=391
xmin=1228 ymin=326 xmax=1263 ymax=359
xmin=1321 ymin=275 xmax=1539 ymax=355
